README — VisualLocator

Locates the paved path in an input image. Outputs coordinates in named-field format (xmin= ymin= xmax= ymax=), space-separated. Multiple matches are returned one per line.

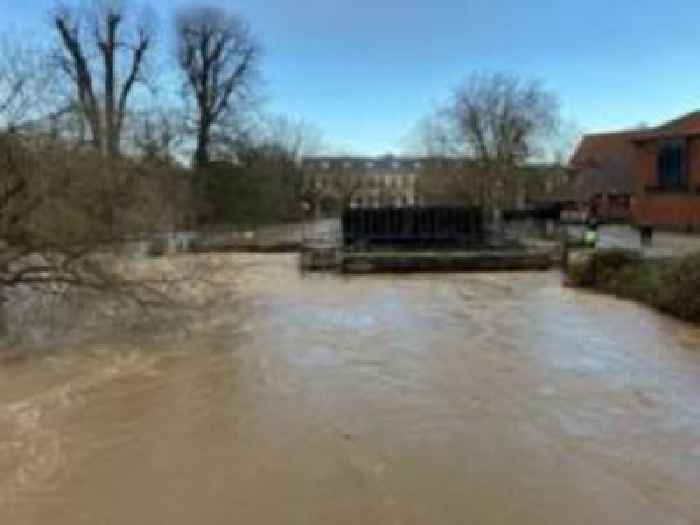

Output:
xmin=569 ymin=225 xmax=700 ymax=259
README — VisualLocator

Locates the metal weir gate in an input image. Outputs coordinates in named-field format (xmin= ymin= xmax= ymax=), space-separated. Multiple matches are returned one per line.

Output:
xmin=342 ymin=207 xmax=485 ymax=250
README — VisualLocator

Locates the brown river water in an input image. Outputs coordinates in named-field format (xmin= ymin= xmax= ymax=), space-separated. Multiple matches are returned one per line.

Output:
xmin=1 ymin=254 xmax=700 ymax=524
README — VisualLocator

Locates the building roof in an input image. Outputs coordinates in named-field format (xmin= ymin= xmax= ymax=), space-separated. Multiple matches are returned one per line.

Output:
xmin=555 ymin=163 xmax=635 ymax=202
xmin=302 ymin=155 xmax=430 ymax=173
xmin=563 ymin=129 xmax=646 ymax=201
xmin=302 ymin=155 xmax=562 ymax=171
xmin=562 ymin=110 xmax=700 ymax=202
xmin=570 ymin=111 xmax=700 ymax=159
xmin=569 ymin=130 xmax=644 ymax=169
xmin=656 ymin=110 xmax=700 ymax=133
xmin=630 ymin=110 xmax=700 ymax=142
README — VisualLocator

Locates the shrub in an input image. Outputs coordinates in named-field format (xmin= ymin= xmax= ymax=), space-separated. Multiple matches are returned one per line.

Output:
xmin=566 ymin=248 xmax=640 ymax=288
xmin=655 ymin=253 xmax=700 ymax=322
xmin=566 ymin=248 xmax=700 ymax=324
xmin=594 ymin=248 xmax=641 ymax=270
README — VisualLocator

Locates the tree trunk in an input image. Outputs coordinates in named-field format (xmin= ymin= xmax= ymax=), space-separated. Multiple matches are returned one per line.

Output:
xmin=103 ymin=15 xmax=119 ymax=158
xmin=195 ymin=124 xmax=211 ymax=168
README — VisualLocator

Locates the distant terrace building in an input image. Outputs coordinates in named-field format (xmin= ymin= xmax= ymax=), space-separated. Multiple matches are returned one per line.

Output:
xmin=302 ymin=155 xmax=569 ymax=216
xmin=301 ymin=156 xmax=422 ymax=214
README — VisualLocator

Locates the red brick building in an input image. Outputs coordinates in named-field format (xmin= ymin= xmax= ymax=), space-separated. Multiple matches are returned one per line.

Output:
xmin=631 ymin=111 xmax=700 ymax=230
xmin=562 ymin=129 xmax=642 ymax=222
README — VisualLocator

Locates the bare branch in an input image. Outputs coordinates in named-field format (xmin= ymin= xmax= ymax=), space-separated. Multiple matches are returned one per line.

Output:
xmin=176 ymin=5 xmax=259 ymax=168
xmin=0 ymin=36 xmax=58 ymax=130
xmin=118 ymin=29 xmax=150 ymax=128
xmin=415 ymin=71 xmax=561 ymax=209
xmin=54 ymin=3 xmax=153 ymax=157
xmin=55 ymin=13 xmax=103 ymax=151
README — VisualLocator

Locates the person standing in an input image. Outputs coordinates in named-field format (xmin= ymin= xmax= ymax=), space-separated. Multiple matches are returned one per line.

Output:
xmin=584 ymin=219 xmax=599 ymax=248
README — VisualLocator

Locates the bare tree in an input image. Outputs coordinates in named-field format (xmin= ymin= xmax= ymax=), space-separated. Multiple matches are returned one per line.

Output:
xmin=193 ymin=116 xmax=322 ymax=226
xmin=53 ymin=1 xmax=151 ymax=157
xmin=0 ymin=36 xmax=59 ymax=131
xmin=450 ymin=72 xmax=559 ymax=167
xmin=254 ymin=116 xmax=324 ymax=221
xmin=0 ymin=128 xmax=205 ymax=338
xmin=175 ymin=5 xmax=259 ymax=168
xmin=261 ymin=115 xmax=323 ymax=163
xmin=129 ymin=108 xmax=185 ymax=165
xmin=0 ymin=41 xmax=34 ymax=128
xmin=416 ymin=72 xmax=560 ymax=209
xmin=408 ymin=115 xmax=456 ymax=157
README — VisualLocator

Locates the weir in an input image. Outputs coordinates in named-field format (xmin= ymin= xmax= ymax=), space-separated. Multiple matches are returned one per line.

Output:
xmin=300 ymin=207 xmax=555 ymax=273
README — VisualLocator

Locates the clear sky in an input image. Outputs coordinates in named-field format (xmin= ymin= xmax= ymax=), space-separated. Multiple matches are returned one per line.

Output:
xmin=5 ymin=0 xmax=700 ymax=155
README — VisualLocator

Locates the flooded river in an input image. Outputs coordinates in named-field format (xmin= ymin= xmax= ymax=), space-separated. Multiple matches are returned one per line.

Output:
xmin=2 ymin=254 xmax=700 ymax=524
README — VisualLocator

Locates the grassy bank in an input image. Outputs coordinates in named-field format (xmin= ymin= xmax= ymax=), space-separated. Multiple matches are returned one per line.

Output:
xmin=566 ymin=249 xmax=700 ymax=323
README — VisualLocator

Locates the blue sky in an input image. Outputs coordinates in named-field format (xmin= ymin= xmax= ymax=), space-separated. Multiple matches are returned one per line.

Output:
xmin=5 ymin=0 xmax=700 ymax=155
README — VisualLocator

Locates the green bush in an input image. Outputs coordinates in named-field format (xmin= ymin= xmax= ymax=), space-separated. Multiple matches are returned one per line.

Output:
xmin=566 ymin=249 xmax=700 ymax=323
xmin=566 ymin=248 xmax=640 ymax=287
xmin=566 ymin=251 xmax=595 ymax=286
xmin=594 ymin=248 xmax=641 ymax=270
xmin=655 ymin=254 xmax=700 ymax=322
xmin=603 ymin=262 xmax=661 ymax=304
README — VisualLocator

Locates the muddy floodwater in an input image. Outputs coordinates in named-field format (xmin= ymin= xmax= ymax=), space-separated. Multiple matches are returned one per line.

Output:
xmin=2 ymin=254 xmax=700 ymax=524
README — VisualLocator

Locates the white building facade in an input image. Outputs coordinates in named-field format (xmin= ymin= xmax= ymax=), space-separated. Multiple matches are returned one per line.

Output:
xmin=302 ymin=156 xmax=423 ymax=211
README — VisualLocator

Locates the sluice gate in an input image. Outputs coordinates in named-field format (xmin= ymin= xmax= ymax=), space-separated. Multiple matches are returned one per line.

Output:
xmin=301 ymin=206 xmax=554 ymax=273
xmin=342 ymin=207 xmax=485 ymax=250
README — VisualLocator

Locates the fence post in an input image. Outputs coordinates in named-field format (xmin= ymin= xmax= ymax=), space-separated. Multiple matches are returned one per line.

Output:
xmin=0 ymin=297 xmax=7 ymax=339
xmin=561 ymin=226 xmax=570 ymax=271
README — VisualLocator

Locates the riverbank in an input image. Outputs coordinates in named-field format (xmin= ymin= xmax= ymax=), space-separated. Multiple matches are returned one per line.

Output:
xmin=0 ymin=253 xmax=243 ymax=346
xmin=566 ymin=248 xmax=700 ymax=324
xmin=139 ymin=220 xmax=341 ymax=256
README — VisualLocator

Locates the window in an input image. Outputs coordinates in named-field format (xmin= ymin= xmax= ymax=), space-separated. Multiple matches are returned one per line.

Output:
xmin=321 ymin=161 xmax=330 ymax=170
xmin=657 ymin=139 xmax=688 ymax=190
